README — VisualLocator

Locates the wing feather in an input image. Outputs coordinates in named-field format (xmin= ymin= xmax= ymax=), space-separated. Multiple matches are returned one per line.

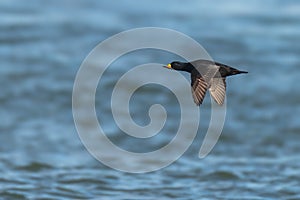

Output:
xmin=209 ymin=78 xmax=226 ymax=105
xmin=191 ymin=75 xmax=208 ymax=106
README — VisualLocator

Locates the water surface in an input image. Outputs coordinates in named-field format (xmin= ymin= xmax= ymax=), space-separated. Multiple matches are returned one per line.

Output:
xmin=1 ymin=0 xmax=300 ymax=199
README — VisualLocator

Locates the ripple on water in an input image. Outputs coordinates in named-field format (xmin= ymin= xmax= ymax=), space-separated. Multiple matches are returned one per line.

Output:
xmin=15 ymin=162 xmax=53 ymax=172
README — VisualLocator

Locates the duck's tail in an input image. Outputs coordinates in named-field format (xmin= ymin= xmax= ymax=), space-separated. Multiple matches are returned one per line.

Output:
xmin=232 ymin=69 xmax=248 ymax=75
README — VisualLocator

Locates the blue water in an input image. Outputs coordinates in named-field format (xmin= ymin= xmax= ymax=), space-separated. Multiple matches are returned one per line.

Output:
xmin=1 ymin=0 xmax=300 ymax=199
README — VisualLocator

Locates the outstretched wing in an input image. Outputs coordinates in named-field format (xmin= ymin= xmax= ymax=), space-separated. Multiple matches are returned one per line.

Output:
xmin=191 ymin=74 xmax=208 ymax=106
xmin=209 ymin=78 xmax=226 ymax=105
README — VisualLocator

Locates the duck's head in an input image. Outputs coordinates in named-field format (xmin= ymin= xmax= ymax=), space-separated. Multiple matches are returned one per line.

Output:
xmin=164 ymin=61 xmax=185 ymax=70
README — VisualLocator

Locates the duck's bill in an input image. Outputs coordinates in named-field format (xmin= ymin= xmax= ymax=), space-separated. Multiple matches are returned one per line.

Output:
xmin=163 ymin=63 xmax=172 ymax=69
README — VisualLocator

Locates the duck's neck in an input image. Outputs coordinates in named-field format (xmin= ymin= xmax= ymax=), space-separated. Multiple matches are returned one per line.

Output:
xmin=180 ymin=62 xmax=194 ymax=73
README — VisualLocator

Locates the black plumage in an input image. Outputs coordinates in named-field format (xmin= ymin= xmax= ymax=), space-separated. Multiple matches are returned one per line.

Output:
xmin=164 ymin=59 xmax=248 ymax=106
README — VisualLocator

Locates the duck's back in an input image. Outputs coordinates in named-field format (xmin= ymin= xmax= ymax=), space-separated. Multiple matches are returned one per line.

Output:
xmin=189 ymin=59 xmax=243 ymax=77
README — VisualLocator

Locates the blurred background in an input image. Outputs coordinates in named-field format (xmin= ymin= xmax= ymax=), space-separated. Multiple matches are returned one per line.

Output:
xmin=1 ymin=0 xmax=300 ymax=199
